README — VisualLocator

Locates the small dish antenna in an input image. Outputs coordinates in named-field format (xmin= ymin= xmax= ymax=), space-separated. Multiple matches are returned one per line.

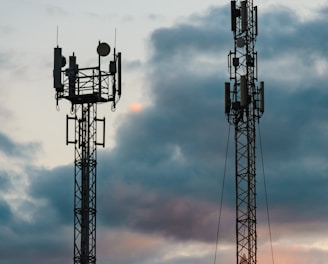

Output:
xmin=97 ymin=42 xmax=111 ymax=56
xmin=236 ymin=37 xmax=245 ymax=48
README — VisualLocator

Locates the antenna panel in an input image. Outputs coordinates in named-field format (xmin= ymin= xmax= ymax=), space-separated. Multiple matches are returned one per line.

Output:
xmin=231 ymin=1 xmax=237 ymax=32
xmin=110 ymin=61 xmax=117 ymax=74
xmin=240 ymin=75 xmax=247 ymax=107
xmin=54 ymin=47 xmax=64 ymax=92
xmin=259 ymin=81 xmax=264 ymax=113
xmin=241 ymin=1 xmax=248 ymax=32
xmin=254 ymin=6 xmax=258 ymax=36
xmin=68 ymin=55 xmax=77 ymax=96
xmin=118 ymin=52 xmax=122 ymax=96
xmin=225 ymin=82 xmax=231 ymax=114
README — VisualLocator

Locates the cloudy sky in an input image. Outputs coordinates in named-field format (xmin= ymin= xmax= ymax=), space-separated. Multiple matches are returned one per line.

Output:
xmin=1 ymin=0 xmax=328 ymax=263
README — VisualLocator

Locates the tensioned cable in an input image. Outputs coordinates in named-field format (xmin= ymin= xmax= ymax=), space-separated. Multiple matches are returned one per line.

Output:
xmin=258 ymin=123 xmax=275 ymax=264
xmin=213 ymin=124 xmax=231 ymax=264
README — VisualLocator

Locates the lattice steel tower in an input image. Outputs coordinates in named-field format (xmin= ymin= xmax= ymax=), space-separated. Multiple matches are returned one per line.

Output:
xmin=53 ymin=42 xmax=122 ymax=264
xmin=224 ymin=1 xmax=264 ymax=263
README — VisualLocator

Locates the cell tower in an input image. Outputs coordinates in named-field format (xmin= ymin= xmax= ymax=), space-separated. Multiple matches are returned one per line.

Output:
xmin=224 ymin=1 xmax=264 ymax=264
xmin=53 ymin=41 xmax=122 ymax=264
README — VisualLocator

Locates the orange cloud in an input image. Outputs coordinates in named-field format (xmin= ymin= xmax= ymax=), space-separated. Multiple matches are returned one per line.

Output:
xmin=129 ymin=103 xmax=142 ymax=112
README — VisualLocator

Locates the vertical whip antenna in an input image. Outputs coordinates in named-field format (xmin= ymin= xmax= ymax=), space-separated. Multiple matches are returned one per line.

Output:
xmin=115 ymin=28 xmax=117 ymax=49
xmin=56 ymin=26 xmax=59 ymax=47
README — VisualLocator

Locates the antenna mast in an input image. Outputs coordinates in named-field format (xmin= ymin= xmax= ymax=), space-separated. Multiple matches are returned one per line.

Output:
xmin=225 ymin=1 xmax=264 ymax=263
xmin=53 ymin=41 xmax=122 ymax=264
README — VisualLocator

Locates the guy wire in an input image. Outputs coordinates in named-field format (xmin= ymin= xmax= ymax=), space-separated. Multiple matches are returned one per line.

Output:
xmin=258 ymin=123 xmax=275 ymax=264
xmin=213 ymin=124 xmax=231 ymax=264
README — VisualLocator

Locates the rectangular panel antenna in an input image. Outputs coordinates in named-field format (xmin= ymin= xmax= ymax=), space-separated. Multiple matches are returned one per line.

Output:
xmin=231 ymin=1 xmax=237 ymax=32
xmin=54 ymin=47 xmax=63 ymax=92
xmin=241 ymin=1 xmax=248 ymax=32
xmin=225 ymin=82 xmax=231 ymax=114
xmin=118 ymin=52 xmax=122 ymax=96
xmin=260 ymin=81 xmax=264 ymax=112
xmin=240 ymin=75 xmax=247 ymax=107
xmin=254 ymin=6 xmax=258 ymax=36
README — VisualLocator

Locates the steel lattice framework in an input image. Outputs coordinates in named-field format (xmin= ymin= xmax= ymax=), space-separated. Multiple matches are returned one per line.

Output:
xmin=71 ymin=103 xmax=98 ymax=264
xmin=53 ymin=42 xmax=121 ymax=264
xmin=224 ymin=1 xmax=264 ymax=264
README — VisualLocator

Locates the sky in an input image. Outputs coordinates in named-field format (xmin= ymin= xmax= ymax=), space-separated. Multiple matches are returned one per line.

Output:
xmin=1 ymin=0 xmax=328 ymax=263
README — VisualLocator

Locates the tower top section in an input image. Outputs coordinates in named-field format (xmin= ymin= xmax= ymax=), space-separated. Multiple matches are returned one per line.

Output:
xmin=225 ymin=0 xmax=264 ymax=125
xmin=53 ymin=41 xmax=122 ymax=109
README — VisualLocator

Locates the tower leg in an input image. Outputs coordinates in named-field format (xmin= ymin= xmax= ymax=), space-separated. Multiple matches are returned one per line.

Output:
xmin=74 ymin=103 xmax=97 ymax=264
xmin=235 ymin=111 xmax=257 ymax=264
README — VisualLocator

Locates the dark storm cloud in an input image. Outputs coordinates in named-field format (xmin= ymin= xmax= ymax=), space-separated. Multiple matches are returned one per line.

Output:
xmin=150 ymin=6 xmax=230 ymax=61
xmin=94 ymin=5 xmax=238 ymax=242
xmin=98 ymin=180 xmax=232 ymax=242
xmin=259 ymin=6 xmax=328 ymax=59
xmin=96 ymin=4 xmax=328 ymax=241
xmin=0 ymin=171 xmax=12 ymax=192
xmin=0 ymin=137 xmax=72 ymax=263
xmin=28 ymin=165 xmax=73 ymax=225
xmin=0 ymin=199 xmax=12 ymax=224
xmin=95 ymin=70 xmax=228 ymax=221
xmin=14 ymin=3 xmax=328 ymax=247
xmin=0 ymin=167 xmax=72 ymax=264
xmin=0 ymin=221 xmax=71 ymax=264
xmin=254 ymin=92 xmax=328 ymax=248
xmin=254 ymin=8 xmax=328 ymax=224
xmin=0 ymin=132 xmax=40 ymax=159
xmin=260 ymin=87 xmax=328 ymax=161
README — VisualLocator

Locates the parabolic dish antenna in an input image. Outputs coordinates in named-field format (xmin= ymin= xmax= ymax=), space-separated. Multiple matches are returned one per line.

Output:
xmin=97 ymin=42 xmax=111 ymax=56
xmin=236 ymin=37 xmax=245 ymax=48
